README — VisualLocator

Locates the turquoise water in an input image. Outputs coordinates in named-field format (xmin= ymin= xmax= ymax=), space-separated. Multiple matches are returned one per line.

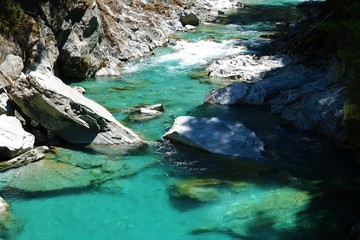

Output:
xmin=1 ymin=1 xmax=360 ymax=239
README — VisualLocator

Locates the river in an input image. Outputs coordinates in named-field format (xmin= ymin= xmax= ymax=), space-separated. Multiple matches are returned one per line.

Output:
xmin=1 ymin=0 xmax=360 ymax=239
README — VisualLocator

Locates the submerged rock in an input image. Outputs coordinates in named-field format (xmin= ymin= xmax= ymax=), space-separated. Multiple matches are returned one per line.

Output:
xmin=9 ymin=71 xmax=141 ymax=145
xmin=0 ymin=115 xmax=35 ymax=159
xmin=7 ymin=160 xmax=95 ymax=193
xmin=169 ymin=179 xmax=228 ymax=202
xmin=163 ymin=116 xmax=264 ymax=159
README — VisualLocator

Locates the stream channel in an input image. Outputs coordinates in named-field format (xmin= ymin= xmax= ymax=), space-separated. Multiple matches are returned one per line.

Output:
xmin=1 ymin=0 xmax=360 ymax=239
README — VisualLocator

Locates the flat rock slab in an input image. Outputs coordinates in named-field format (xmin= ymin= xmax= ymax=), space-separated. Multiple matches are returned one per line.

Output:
xmin=163 ymin=116 xmax=264 ymax=159
xmin=0 ymin=115 xmax=35 ymax=159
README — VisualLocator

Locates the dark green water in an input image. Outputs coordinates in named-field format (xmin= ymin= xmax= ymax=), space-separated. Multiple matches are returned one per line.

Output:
xmin=1 ymin=1 xmax=360 ymax=239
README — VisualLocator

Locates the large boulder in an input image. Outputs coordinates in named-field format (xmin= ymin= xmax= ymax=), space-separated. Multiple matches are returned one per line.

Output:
xmin=0 ymin=115 xmax=35 ymax=159
xmin=180 ymin=13 xmax=200 ymax=27
xmin=163 ymin=116 xmax=264 ymax=159
xmin=9 ymin=71 xmax=141 ymax=145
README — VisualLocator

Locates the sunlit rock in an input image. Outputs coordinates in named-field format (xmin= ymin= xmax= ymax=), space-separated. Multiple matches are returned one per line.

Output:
xmin=0 ymin=146 xmax=49 ymax=171
xmin=127 ymin=103 xmax=164 ymax=122
xmin=192 ymin=187 xmax=311 ymax=239
xmin=206 ymin=55 xmax=290 ymax=82
xmin=0 ymin=115 xmax=35 ymax=159
xmin=0 ymin=54 xmax=23 ymax=82
xmin=163 ymin=116 xmax=265 ymax=159
xmin=9 ymin=71 xmax=141 ymax=145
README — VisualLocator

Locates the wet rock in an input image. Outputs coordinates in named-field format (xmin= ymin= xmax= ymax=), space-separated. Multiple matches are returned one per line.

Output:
xmin=9 ymin=71 xmax=141 ymax=145
xmin=0 ymin=146 xmax=49 ymax=171
xmin=0 ymin=115 xmax=35 ymax=159
xmin=180 ymin=13 xmax=200 ymax=27
xmin=163 ymin=116 xmax=264 ymax=159
xmin=7 ymin=160 xmax=95 ymax=193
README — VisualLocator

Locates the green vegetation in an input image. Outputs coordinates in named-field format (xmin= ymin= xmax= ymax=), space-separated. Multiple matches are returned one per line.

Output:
xmin=318 ymin=0 xmax=360 ymax=158
xmin=0 ymin=0 xmax=35 ymax=48
xmin=0 ymin=0 xmax=23 ymax=36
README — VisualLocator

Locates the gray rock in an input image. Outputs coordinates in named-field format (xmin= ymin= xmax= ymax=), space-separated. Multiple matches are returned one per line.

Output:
xmin=0 ymin=115 xmax=35 ymax=159
xmin=205 ymin=61 xmax=325 ymax=105
xmin=0 ymin=54 xmax=23 ymax=81
xmin=180 ymin=13 xmax=200 ymax=27
xmin=7 ymin=159 xmax=95 ymax=193
xmin=185 ymin=25 xmax=196 ymax=31
xmin=163 ymin=116 xmax=264 ymax=159
xmin=167 ymin=20 xmax=184 ymax=31
xmin=0 ymin=146 xmax=49 ymax=171
xmin=72 ymin=86 xmax=86 ymax=95
xmin=205 ymin=55 xmax=345 ymax=141
xmin=0 ymin=89 xmax=13 ymax=115
xmin=207 ymin=55 xmax=291 ymax=82
xmin=25 ymin=20 xmax=59 ymax=74
xmin=0 ymin=196 xmax=9 ymax=220
xmin=58 ymin=4 xmax=102 ymax=79
xmin=9 ymin=71 xmax=141 ymax=145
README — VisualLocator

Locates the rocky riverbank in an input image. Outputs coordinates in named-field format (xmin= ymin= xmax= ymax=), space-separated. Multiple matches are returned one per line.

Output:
xmin=0 ymin=0 xmax=239 ymax=230
xmin=203 ymin=1 xmax=350 ymax=144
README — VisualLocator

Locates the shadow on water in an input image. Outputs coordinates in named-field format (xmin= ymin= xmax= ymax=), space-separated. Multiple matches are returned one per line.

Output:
xmin=160 ymin=103 xmax=360 ymax=239
xmin=226 ymin=4 xmax=304 ymax=26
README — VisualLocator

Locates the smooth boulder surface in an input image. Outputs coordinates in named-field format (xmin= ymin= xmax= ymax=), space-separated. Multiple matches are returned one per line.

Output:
xmin=163 ymin=116 xmax=264 ymax=159
xmin=0 ymin=115 xmax=35 ymax=159
xmin=0 ymin=54 xmax=24 ymax=81
xmin=9 ymin=71 xmax=141 ymax=145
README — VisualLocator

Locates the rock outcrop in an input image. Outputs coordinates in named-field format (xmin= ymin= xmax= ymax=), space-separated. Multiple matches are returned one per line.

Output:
xmin=205 ymin=57 xmax=346 ymax=140
xmin=9 ymin=71 xmax=141 ymax=145
xmin=0 ymin=115 xmax=35 ymax=159
xmin=206 ymin=55 xmax=294 ymax=82
xmin=0 ymin=146 xmax=49 ymax=171
xmin=163 ymin=116 xmax=264 ymax=159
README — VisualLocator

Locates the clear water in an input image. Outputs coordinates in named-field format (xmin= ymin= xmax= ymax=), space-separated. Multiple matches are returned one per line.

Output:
xmin=1 ymin=1 xmax=360 ymax=239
